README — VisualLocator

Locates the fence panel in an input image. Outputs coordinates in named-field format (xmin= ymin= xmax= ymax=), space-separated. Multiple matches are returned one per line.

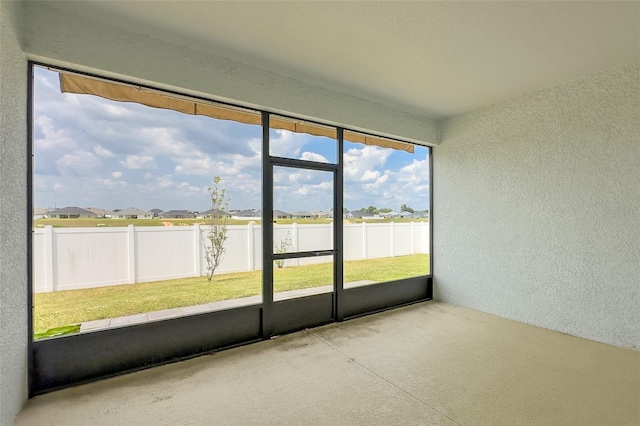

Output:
xmin=33 ymin=222 xmax=429 ymax=293
xmin=136 ymin=226 xmax=195 ymax=283
xmin=365 ymin=223 xmax=392 ymax=259
xmin=52 ymin=228 xmax=128 ymax=291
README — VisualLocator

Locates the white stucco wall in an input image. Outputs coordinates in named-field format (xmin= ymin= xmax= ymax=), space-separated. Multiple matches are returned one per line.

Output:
xmin=434 ymin=63 xmax=640 ymax=349
xmin=0 ymin=1 xmax=29 ymax=424
xmin=22 ymin=2 xmax=438 ymax=146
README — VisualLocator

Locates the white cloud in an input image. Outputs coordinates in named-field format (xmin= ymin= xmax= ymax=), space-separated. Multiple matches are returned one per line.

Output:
xmin=361 ymin=170 xmax=380 ymax=181
xmin=94 ymin=145 xmax=116 ymax=158
xmin=120 ymin=155 xmax=157 ymax=170
xmin=91 ymin=177 xmax=127 ymax=189
xmin=344 ymin=146 xmax=392 ymax=182
xmin=300 ymin=152 xmax=329 ymax=163
xmin=173 ymin=155 xmax=217 ymax=176
xmin=269 ymin=130 xmax=305 ymax=158
xmin=34 ymin=115 xmax=77 ymax=151
xmin=112 ymin=171 xmax=122 ymax=178
xmin=55 ymin=150 xmax=102 ymax=175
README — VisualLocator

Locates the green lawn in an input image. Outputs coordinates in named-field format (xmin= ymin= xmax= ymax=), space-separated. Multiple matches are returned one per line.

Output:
xmin=34 ymin=254 xmax=429 ymax=334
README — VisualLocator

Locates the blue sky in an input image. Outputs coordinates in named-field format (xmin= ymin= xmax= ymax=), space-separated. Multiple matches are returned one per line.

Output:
xmin=33 ymin=67 xmax=430 ymax=213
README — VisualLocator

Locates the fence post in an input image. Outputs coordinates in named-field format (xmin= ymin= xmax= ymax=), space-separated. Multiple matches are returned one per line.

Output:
xmin=44 ymin=226 xmax=55 ymax=292
xmin=292 ymin=222 xmax=299 ymax=266
xmin=329 ymin=222 xmax=334 ymax=255
xmin=247 ymin=223 xmax=254 ymax=271
xmin=194 ymin=223 xmax=201 ymax=277
xmin=421 ymin=221 xmax=428 ymax=253
xmin=127 ymin=224 xmax=137 ymax=284
xmin=362 ymin=222 xmax=367 ymax=259
xmin=390 ymin=221 xmax=395 ymax=257
xmin=411 ymin=221 xmax=415 ymax=255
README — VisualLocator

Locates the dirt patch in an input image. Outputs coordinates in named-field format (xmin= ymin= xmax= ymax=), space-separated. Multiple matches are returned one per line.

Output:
xmin=161 ymin=221 xmax=174 ymax=226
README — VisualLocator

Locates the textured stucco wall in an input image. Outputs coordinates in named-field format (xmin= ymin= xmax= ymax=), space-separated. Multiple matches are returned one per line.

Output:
xmin=0 ymin=1 xmax=29 ymax=424
xmin=22 ymin=2 xmax=438 ymax=146
xmin=434 ymin=63 xmax=640 ymax=349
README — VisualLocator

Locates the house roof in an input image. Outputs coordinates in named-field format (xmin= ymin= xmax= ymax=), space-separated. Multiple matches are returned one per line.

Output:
xmin=199 ymin=208 xmax=230 ymax=217
xmin=117 ymin=207 xmax=151 ymax=216
xmin=85 ymin=207 xmax=111 ymax=216
xmin=349 ymin=211 xmax=367 ymax=219
xmin=48 ymin=207 xmax=96 ymax=215
xmin=233 ymin=209 xmax=261 ymax=217
xmin=149 ymin=208 xmax=164 ymax=214
xmin=159 ymin=210 xmax=195 ymax=216
xmin=273 ymin=210 xmax=291 ymax=217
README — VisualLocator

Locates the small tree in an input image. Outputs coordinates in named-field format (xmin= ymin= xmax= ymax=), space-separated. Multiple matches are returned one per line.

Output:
xmin=400 ymin=204 xmax=415 ymax=213
xmin=274 ymin=231 xmax=293 ymax=269
xmin=202 ymin=176 xmax=230 ymax=281
xmin=361 ymin=205 xmax=379 ymax=215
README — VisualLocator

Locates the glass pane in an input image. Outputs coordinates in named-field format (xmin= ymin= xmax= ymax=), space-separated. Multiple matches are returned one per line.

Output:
xmin=273 ymin=167 xmax=333 ymax=252
xmin=343 ymin=138 xmax=430 ymax=287
xmin=274 ymin=256 xmax=333 ymax=300
xmin=269 ymin=115 xmax=337 ymax=163
xmin=32 ymin=67 xmax=263 ymax=340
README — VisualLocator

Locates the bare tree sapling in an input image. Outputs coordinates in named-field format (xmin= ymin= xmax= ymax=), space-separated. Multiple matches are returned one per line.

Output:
xmin=202 ymin=176 xmax=230 ymax=281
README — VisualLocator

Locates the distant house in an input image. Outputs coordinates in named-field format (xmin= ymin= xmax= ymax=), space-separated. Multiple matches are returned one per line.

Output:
xmin=380 ymin=211 xmax=400 ymax=218
xmin=410 ymin=210 xmax=430 ymax=219
xmin=314 ymin=211 xmax=332 ymax=218
xmin=149 ymin=209 xmax=163 ymax=218
xmin=197 ymin=209 xmax=231 ymax=219
xmin=231 ymin=209 xmax=261 ymax=220
xmin=397 ymin=211 xmax=412 ymax=218
xmin=291 ymin=211 xmax=316 ymax=219
xmin=347 ymin=211 xmax=374 ymax=219
xmin=113 ymin=207 xmax=153 ymax=220
xmin=47 ymin=207 xmax=97 ymax=219
xmin=33 ymin=207 xmax=49 ymax=220
xmin=158 ymin=210 xmax=196 ymax=219
xmin=273 ymin=210 xmax=292 ymax=219
xmin=86 ymin=207 xmax=112 ymax=218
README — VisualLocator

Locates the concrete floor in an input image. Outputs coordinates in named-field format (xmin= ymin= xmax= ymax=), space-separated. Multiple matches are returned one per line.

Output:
xmin=15 ymin=302 xmax=640 ymax=425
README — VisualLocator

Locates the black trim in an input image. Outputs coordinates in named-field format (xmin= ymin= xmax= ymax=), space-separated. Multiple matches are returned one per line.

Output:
xmin=31 ymin=305 xmax=262 ymax=395
xmin=271 ymin=156 xmax=339 ymax=171
xmin=429 ymin=146 xmax=434 ymax=276
xmin=27 ymin=62 xmax=35 ymax=397
xmin=261 ymin=112 xmax=273 ymax=337
xmin=342 ymin=276 xmax=432 ymax=319
xmin=334 ymin=128 xmax=345 ymax=321
xmin=271 ymin=294 xmax=334 ymax=336
xmin=273 ymin=250 xmax=334 ymax=260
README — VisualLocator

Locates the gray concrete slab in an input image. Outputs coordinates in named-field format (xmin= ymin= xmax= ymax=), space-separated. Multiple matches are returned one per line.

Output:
xmin=79 ymin=319 xmax=111 ymax=332
xmin=147 ymin=308 xmax=183 ymax=321
xmin=109 ymin=313 xmax=148 ymax=327
xmin=26 ymin=302 xmax=638 ymax=425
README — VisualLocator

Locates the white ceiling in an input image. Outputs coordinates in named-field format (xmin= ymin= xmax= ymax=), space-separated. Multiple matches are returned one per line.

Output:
xmin=44 ymin=1 xmax=639 ymax=120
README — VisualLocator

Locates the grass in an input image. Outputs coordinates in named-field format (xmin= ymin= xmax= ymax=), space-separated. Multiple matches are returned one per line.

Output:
xmin=33 ymin=217 xmax=428 ymax=228
xmin=34 ymin=254 xmax=429 ymax=333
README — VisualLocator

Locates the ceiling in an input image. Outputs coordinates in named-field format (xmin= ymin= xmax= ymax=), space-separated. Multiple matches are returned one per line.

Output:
xmin=42 ymin=1 xmax=639 ymax=120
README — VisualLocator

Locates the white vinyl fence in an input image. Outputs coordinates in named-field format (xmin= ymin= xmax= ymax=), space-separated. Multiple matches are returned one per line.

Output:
xmin=33 ymin=223 xmax=429 ymax=293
